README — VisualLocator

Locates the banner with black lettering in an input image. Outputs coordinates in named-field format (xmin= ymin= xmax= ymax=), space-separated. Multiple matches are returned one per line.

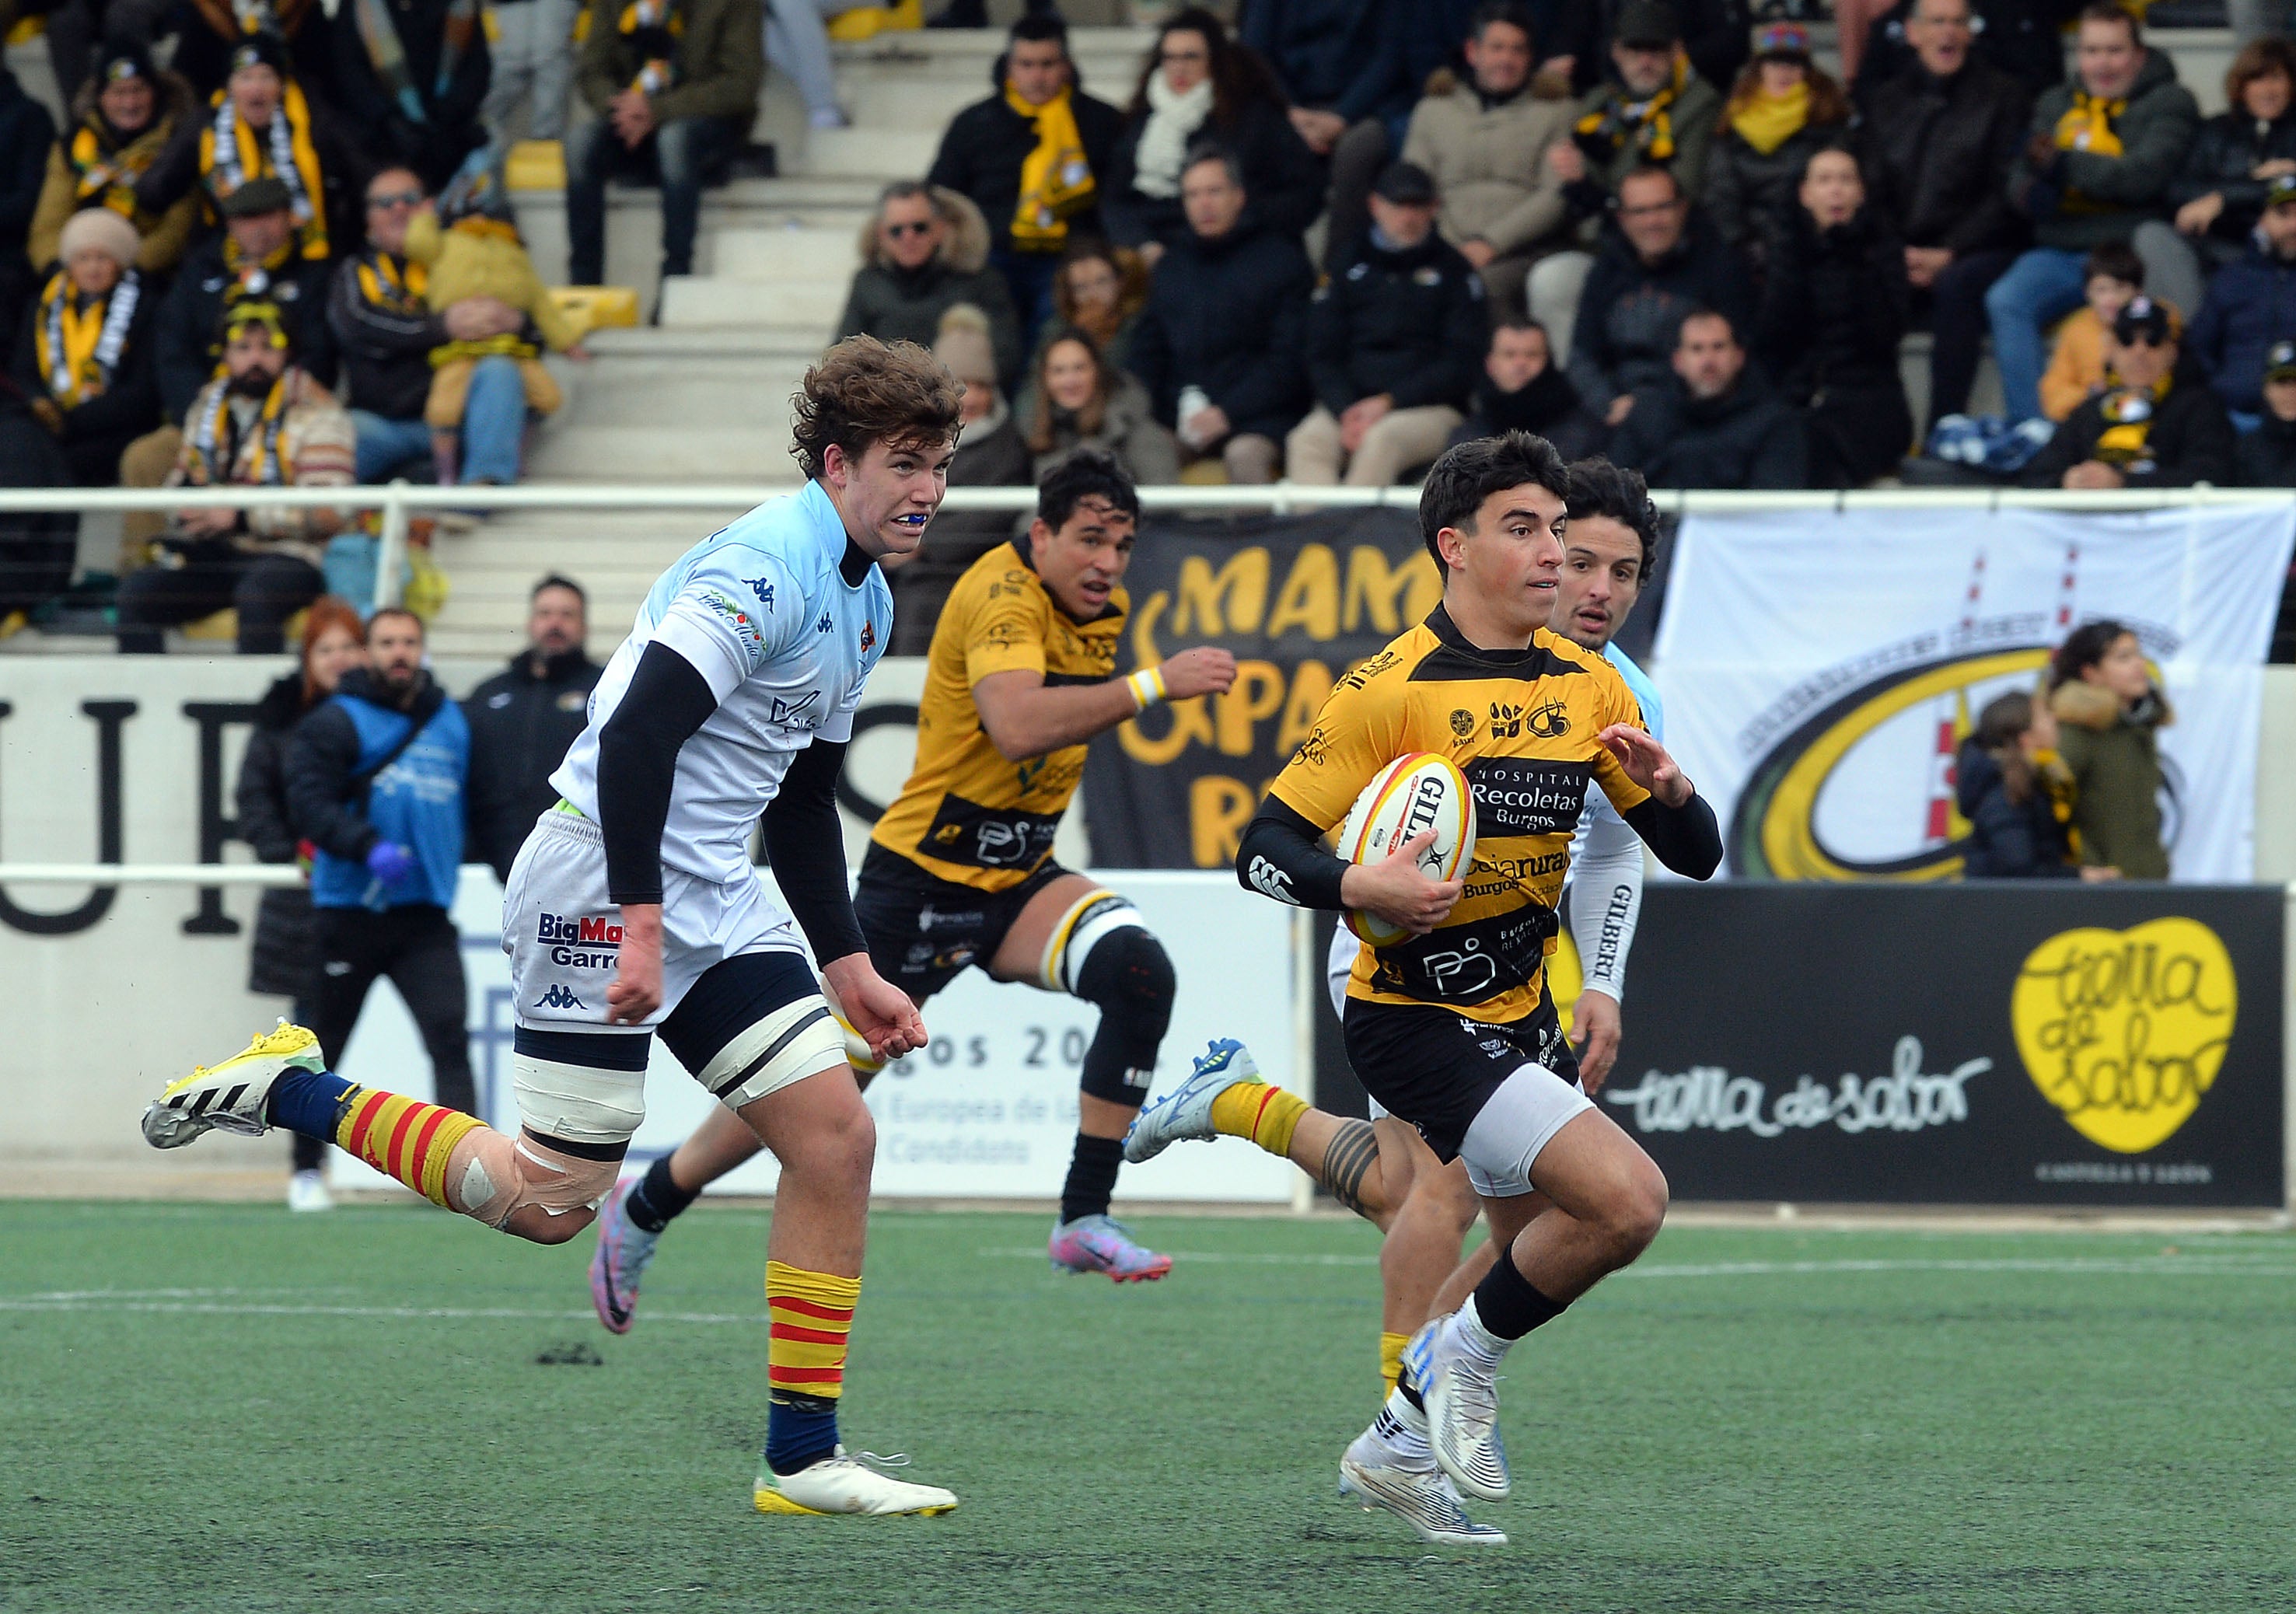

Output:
xmin=1591 ymin=882 xmax=2284 ymax=1206
xmin=1082 ymin=508 xmax=1437 ymax=868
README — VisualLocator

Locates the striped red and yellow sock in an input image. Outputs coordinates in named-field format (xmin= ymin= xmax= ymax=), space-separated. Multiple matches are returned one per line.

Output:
xmin=766 ymin=1259 xmax=859 ymax=1401
xmin=334 ymin=1086 xmax=484 ymax=1209
xmin=1209 ymin=1082 xmax=1311 ymax=1158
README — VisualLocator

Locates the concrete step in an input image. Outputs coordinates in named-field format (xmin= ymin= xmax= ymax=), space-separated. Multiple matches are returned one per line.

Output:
xmin=796 ymin=126 xmax=942 ymax=179
xmin=426 ymin=507 xmax=742 ymax=659
xmin=710 ymin=225 xmax=860 ymax=281
xmin=659 ymin=275 xmax=845 ymax=329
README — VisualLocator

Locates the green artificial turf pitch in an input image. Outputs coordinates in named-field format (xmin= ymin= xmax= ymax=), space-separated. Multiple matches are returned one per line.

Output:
xmin=2 ymin=1203 xmax=2292 ymax=1613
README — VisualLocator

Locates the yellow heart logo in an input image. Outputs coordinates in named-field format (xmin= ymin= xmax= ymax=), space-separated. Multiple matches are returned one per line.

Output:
xmin=2011 ymin=917 xmax=2238 ymax=1154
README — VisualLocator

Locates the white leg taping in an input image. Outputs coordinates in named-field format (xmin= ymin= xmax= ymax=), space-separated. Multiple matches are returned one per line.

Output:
xmin=449 ymin=1130 xmax=620 ymax=1228
xmin=1038 ymin=889 xmax=1145 ymax=993
xmin=512 ymin=1053 xmax=647 ymax=1148
xmin=698 ymin=994 xmax=851 ymax=1109
xmin=1459 ymin=1063 xmax=1595 ymax=1199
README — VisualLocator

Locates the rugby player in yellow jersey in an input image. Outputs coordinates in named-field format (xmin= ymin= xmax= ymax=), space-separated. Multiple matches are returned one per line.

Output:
xmin=586 ymin=452 xmax=1238 ymax=1322
xmin=1137 ymin=432 xmax=1721 ymax=1543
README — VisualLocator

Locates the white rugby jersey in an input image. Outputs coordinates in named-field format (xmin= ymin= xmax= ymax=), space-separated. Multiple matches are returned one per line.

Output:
xmin=551 ymin=480 xmax=891 ymax=886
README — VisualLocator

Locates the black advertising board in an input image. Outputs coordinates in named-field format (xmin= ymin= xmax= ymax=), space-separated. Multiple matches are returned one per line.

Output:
xmin=1586 ymin=883 xmax=2284 ymax=1207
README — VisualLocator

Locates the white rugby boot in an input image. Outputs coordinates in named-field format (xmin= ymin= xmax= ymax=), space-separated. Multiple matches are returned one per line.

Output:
xmin=1122 ymin=1038 xmax=1256 ymax=1164
xmin=143 ymin=1022 xmax=324 ymax=1149
xmin=1338 ymin=1449 xmax=1506 ymax=1546
xmin=1406 ymin=1317 xmax=1511 ymax=1503
xmin=754 ymin=1447 xmax=958 ymax=1517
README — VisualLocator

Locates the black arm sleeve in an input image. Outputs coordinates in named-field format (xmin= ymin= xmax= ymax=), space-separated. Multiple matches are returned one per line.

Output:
xmin=1620 ymin=792 xmax=1725 ymax=880
xmin=1235 ymin=795 xmax=1351 ymax=910
xmin=284 ymin=704 xmax=377 ymax=861
xmin=760 ymin=737 xmax=868 ymax=966
xmin=595 ymin=641 xmax=718 ymax=906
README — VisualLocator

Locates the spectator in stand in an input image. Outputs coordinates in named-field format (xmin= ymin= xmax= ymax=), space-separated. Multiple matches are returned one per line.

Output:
xmin=138 ymin=31 xmax=355 ymax=266
xmin=927 ymin=15 xmax=1125 ymax=343
xmin=28 ymin=44 xmax=201 ymax=278
xmin=2168 ymin=39 xmax=2296 ymax=281
xmin=1049 ymin=239 xmax=1147 ymax=371
xmin=1702 ymin=22 xmax=1853 ymax=273
xmin=152 ymin=176 xmax=337 ymax=427
xmin=567 ymin=0 xmax=764 ymax=288
xmin=925 ymin=0 xmax=1058 ymax=29
xmin=0 ymin=56 xmax=58 ymax=338
xmin=1127 ymin=144 xmax=1314 ymax=484
xmin=2236 ymin=340 xmax=2296 ymax=484
xmin=1863 ymin=0 xmax=2034 ymax=432
xmin=114 ymin=298 xmax=351 ymax=653
xmin=1545 ymin=0 xmax=1751 ymax=103
xmin=287 ymin=605 xmax=478 ymax=1122
xmin=0 ymin=378 xmax=75 ymax=630
xmin=2187 ymin=173 xmax=2296 ymax=426
xmin=1450 ymin=316 xmax=1606 ymax=459
xmin=1611 ymin=306 xmax=1806 ymax=487
xmin=165 ymin=0 xmax=323 ymax=100
xmin=462 ymin=575 xmax=601 ymax=885
xmin=1851 ymin=0 xmax=2079 ymax=106
xmin=318 ymin=0 xmax=491 ymax=192
xmin=237 ymin=595 xmax=367 ymax=1212
xmin=1756 ymin=146 xmax=1913 ymax=487
xmin=329 ymin=166 xmax=530 ymax=484
xmin=1398 ymin=2 xmax=1574 ymax=316
xmin=1535 ymin=2 xmax=1724 ymax=351
xmin=1989 ymin=4 xmax=2202 ymax=426
xmin=1018 ymin=327 xmax=1179 ymax=486
xmin=760 ymin=1 xmax=879 ymax=134
xmin=1237 ymin=0 xmax=1408 ymax=271
xmin=835 ymin=183 xmax=1023 ymax=393
xmin=2046 ymin=617 xmax=2170 ymax=879
xmin=2039 ymin=243 xmax=2143 ymax=424
xmin=1106 ymin=8 xmax=1321 ymax=265
xmin=10 ymin=208 xmax=159 ymax=487
xmin=1290 ymin=161 xmax=1485 ymax=486
xmin=1955 ymin=690 xmax=2088 ymax=879
xmin=2023 ymin=295 xmax=2236 ymax=489
xmin=1566 ymin=164 xmax=1752 ymax=429
xmin=483 ymin=0 xmax=581 ymax=154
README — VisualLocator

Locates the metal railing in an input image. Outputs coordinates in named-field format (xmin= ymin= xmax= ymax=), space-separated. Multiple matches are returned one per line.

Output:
xmin=3 ymin=481 xmax=2291 ymax=617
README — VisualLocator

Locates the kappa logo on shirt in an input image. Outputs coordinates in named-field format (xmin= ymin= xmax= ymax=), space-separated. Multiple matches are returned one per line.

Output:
xmin=743 ymin=576 xmax=776 ymax=610
xmin=816 ymin=611 xmax=833 ymax=634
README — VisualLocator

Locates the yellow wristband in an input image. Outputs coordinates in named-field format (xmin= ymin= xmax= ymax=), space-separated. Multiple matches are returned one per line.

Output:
xmin=1128 ymin=666 xmax=1168 ymax=712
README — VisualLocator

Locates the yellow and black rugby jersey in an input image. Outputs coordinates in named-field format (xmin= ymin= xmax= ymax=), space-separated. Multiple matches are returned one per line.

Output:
xmin=869 ymin=538 xmax=1126 ymax=892
xmin=1269 ymin=604 xmax=1651 ymax=1023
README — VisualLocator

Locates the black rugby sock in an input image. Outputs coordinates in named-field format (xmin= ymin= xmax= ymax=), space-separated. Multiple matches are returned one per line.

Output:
xmin=1468 ymin=1252 xmax=1569 ymax=1342
xmin=624 ymin=1154 xmax=699 ymax=1232
xmin=1059 ymin=1133 xmax=1125 ymax=1224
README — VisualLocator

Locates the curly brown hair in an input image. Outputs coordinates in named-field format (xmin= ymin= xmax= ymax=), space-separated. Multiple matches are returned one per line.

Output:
xmin=789 ymin=336 xmax=964 ymax=480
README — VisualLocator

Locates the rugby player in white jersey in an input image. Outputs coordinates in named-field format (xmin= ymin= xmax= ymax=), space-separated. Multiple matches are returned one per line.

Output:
xmin=142 ymin=337 xmax=965 ymax=1518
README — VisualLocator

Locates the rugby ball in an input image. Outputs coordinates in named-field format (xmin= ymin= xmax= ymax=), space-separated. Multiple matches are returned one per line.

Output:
xmin=1336 ymin=753 xmax=1477 ymax=946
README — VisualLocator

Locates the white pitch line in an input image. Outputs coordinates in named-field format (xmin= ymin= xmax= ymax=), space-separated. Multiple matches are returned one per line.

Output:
xmin=0 ymin=1295 xmax=767 ymax=1326
xmin=975 ymin=1249 xmax=2296 ymax=1279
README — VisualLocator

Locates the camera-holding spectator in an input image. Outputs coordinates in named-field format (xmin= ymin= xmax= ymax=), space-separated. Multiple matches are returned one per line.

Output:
xmin=11 ymin=209 xmax=159 ymax=487
xmin=1610 ymin=306 xmax=1807 ymax=487
xmin=2046 ymin=617 xmax=2170 ymax=880
xmin=1398 ymin=2 xmax=1575 ymax=316
xmin=1105 ymin=7 xmax=1321 ymax=266
xmin=1989 ymin=4 xmax=2201 ymax=425
xmin=1127 ymin=145 xmax=1313 ymax=485
xmin=2187 ymin=173 xmax=2296 ymax=427
xmin=28 ymin=45 xmax=202 ymax=278
xmin=462 ymin=575 xmax=601 ymax=886
xmin=153 ymin=176 xmax=338 ymax=428
xmin=2022 ymin=295 xmax=2236 ymax=490
xmin=237 ymin=596 xmax=368 ymax=1210
xmin=1756 ymin=146 xmax=1913 ymax=487
xmin=1850 ymin=0 xmax=2080 ymax=107
xmin=1702 ymin=22 xmax=1852 ymax=269
xmin=1955 ymin=690 xmax=2096 ymax=880
xmin=835 ymin=183 xmax=1024 ymax=393
xmin=2168 ymin=38 xmax=2296 ymax=278
xmin=1546 ymin=0 xmax=1753 ymax=103
xmin=1019 ymin=326 xmax=1179 ymax=486
xmin=332 ymin=167 xmax=530 ymax=484
xmin=1449 ymin=316 xmax=1607 ymax=459
xmin=483 ymin=0 xmax=580 ymax=155
xmin=2236 ymin=340 xmax=2296 ymax=484
xmin=1565 ymin=164 xmax=1752 ymax=429
xmin=114 ymin=298 xmax=351 ymax=653
xmin=287 ymin=605 xmax=478 ymax=1121
xmin=2038 ymin=242 xmax=2143 ymax=422
xmin=1048 ymin=239 xmax=1148 ymax=371
xmin=1862 ymin=0 xmax=2034 ymax=431
xmin=320 ymin=0 xmax=491 ymax=192
xmin=928 ymin=15 xmax=1125 ymax=343
xmin=0 ymin=54 xmax=60 ymax=338
xmin=567 ymin=0 xmax=764 ymax=288
xmin=1239 ymin=0 xmax=1410 ymax=267
xmin=1289 ymin=162 xmax=1485 ymax=487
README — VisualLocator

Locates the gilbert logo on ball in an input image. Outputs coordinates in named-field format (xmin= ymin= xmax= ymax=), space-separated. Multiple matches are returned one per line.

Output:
xmin=1337 ymin=753 xmax=1477 ymax=947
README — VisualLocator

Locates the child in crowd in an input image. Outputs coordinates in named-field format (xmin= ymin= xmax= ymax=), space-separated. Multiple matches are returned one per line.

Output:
xmin=1955 ymin=690 xmax=2092 ymax=879
xmin=2038 ymin=244 xmax=2146 ymax=424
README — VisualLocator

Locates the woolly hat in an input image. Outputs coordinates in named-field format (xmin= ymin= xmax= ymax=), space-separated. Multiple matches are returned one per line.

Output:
xmin=59 ymin=207 xmax=142 ymax=270
xmin=228 ymin=30 xmax=291 ymax=79
xmin=934 ymin=304 xmax=998 ymax=388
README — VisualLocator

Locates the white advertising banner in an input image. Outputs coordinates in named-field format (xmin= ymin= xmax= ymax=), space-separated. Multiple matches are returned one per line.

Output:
xmin=1652 ymin=505 xmax=2296 ymax=882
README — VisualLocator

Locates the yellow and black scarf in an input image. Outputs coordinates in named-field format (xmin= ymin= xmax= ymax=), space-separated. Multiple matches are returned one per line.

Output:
xmin=1576 ymin=55 xmax=1687 ymax=163
xmin=187 ymin=369 xmax=292 ymax=487
xmin=68 ymin=121 xmax=163 ymax=218
xmin=2092 ymin=371 xmax=2174 ymax=473
xmin=352 ymin=247 xmax=428 ymax=316
xmin=1005 ymin=82 xmax=1095 ymax=250
xmin=619 ymin=0 xmax=683 ymax=95
xmin=2053 ymin=90 xmax=2127 ymax=214
xmin=34 ymin=268 xmax=142 ymax=407
xmin=200 ymin=78 xmax=328 ymax=259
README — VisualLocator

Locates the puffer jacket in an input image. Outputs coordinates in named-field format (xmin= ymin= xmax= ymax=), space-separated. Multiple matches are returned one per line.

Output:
xmin=237 ymin=672 xmax=319 ymax=1000
xmin=1861 ymin=57 xmax=2032 ymax=256
xmin=2020 ymin=362 xmax=2238 ymax=489
xmin=1954 ymin=740 xmax=2076 ymax=878
xmin=1609 ymin=369 xmax=1808 ymax=489
xmin=1566 ymin=211 xmax=1754 ymax=408
xmin=27 ymin=70 xmax=204 ymax=274
xmin=1702 ymin=114 xmax=1852 ymax=260
xmin=2186 ymin=242 xmax=2296 ymax=417
xmin=2050 ymin=677 xmax=2170 ymax=879
xmin=2013 ymin=48 xmax=2202 ymax=252
xmin=834 ymin=189 xmax=1025 ymax=390
xmin=1756 ymin=204 xmax=1912 ymax=482
xmin=1126 ymin=218 xmax=1313 ymax=442
xmin=1305 ymin=227 xmax=1486 ymax=417
xmin=2168 ymin=106 xmax=2296 ymax=263
xmin=1104 ymin=96 xmax=1323 ymax=253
